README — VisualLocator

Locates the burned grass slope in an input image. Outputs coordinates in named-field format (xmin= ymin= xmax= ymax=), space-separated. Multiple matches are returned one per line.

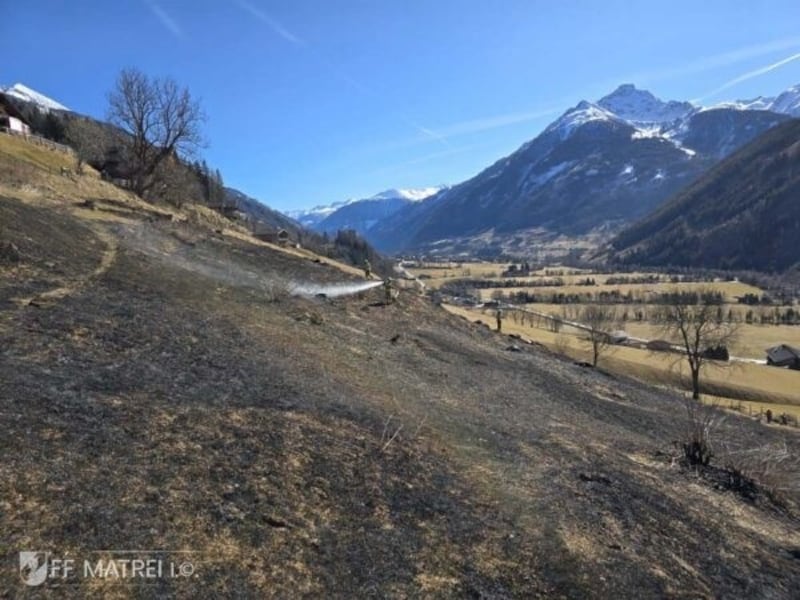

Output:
xmin=1 ymin=194 xmax=800 ymax=598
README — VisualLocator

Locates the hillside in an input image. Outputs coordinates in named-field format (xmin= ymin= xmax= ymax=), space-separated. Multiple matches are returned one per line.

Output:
xmin=369 ymin=84 xmax=793 ymax=255
xmin=0 ymin=85 xmax=393 ymax=277
xmin=608 ymin=118 xmax=800 ymax=272
xmin=2 ymin=134 xmax=800 ymax=597
xmin=223 ymin=186 xmax=307 ymax=237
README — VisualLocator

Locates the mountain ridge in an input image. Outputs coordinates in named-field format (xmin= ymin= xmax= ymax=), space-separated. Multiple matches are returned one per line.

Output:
xmin=290 ymin=186 xmax=445 ymax=232
xmin=366 ymin=82 xmax=798 ymax=254
xmin=607 ymin=117 xmax=800 ymax=273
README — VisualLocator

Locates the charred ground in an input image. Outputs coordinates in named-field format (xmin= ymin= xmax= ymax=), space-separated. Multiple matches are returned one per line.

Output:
xmin=1 ymin=192 xmax=800 ymax=598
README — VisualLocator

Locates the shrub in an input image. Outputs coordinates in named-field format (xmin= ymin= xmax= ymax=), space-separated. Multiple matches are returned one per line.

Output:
xmin=719 ymin=442 xmax=800 ymax=504
xmin=681 ymin=398 xmax=723 ymax=467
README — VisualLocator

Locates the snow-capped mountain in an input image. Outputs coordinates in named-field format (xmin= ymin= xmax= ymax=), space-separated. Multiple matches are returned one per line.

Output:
xmin=0 ymin=83 xmax=69 ymax=112
xmin=287 ymin=200 xmax=352 ymax=229
xmin=368 ymin=83 xmax=796 ymax=254
xmin=289 ymin=186 xmax=444 ymax=233
xmin=543 ymin=100 xmax=623 ymax=141
xmin=369 ymin=187 xmax=444 ymax=202
xmin=712 ymin=84 xmax=800 ymax=117
xmin=597 ymin=84 xmax=694 ymax=124
xmin=609 ymin=118 xmax=800 ymax=272
xmin=768 ymin=85 xmax=800 ymax=116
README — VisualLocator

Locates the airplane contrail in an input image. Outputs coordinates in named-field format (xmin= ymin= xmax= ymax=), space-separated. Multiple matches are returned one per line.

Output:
xmin=698 ymin=51 xmax=800 ymax=101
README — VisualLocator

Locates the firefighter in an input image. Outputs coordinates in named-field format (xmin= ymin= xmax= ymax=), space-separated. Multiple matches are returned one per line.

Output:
xmin=363 ymin=259 xmax=372 ymax=279
xmin=496 ymin=308 xmax=503 ymax=332
xmin=384 ymin=278 xmax=394 ymax=304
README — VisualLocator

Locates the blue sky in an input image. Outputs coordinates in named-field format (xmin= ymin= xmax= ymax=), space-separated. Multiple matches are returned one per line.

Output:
xmin=3 ymin=1 xmax=800 ymax=211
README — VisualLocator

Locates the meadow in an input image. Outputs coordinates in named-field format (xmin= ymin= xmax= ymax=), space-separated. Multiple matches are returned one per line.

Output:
xmin=409 ymin=262 xmax=800 ymax=419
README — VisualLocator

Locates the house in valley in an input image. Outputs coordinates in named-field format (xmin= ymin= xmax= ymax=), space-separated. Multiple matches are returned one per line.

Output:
xmin=766 ymin=344 xmax=800 ymax=369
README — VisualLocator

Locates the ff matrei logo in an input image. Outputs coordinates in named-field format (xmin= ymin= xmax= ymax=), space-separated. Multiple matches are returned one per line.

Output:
xmin=19 ymin=551 xmax=49 ymax=587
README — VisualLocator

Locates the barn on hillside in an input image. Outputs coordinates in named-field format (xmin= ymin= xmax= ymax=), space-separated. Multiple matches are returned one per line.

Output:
xmin=0 ymin=95 xmax=31 ymax=135
xmin=253 ymin=225 xmax=291 ymax=246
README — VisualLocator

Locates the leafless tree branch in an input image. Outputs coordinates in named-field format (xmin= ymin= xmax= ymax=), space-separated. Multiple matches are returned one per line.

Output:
xmin=107 ymin=68 xmax=206 ymax=199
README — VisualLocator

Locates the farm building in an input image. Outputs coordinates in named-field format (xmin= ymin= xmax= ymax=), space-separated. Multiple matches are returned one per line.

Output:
xmin=607 ymin=330 xmax=629 ymax=345
xmin=0 ymin=96 xmax=31 ymax=135
xmin=253 ymin=226 xmax=291 ymax=246
xmin=765 ymin=344 xmax=800 ymax=369
xmin=646 ymin=339 xmax=673 ymax=352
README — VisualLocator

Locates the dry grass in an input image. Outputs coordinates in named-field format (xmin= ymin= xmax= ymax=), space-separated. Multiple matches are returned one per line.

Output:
xmin=0 ymin=131 xmax=77 ymax=172
xmin=445 ymin=304 xmax=800 ymax=409
xmin=3 ymin=138 xmax=800 ymax=597
xmin=408 ymin=263 xmax=600 ymax=289
xmin=408 ymin=263 xmax=508 ymax=288
xmin=478 ymin=280 xmax=763 ymax=301
xmin=624 ymin=320 xmax=800 ymax=360
xmin=516 ymin=303 xmax=800 ymax=360
xmin=409 ymin=262 xmax=764 ymax=299
xmin=702 ymin=395 xmax=800 ymax=424
xmin=0 ymin=134 xmax=363 ymax=280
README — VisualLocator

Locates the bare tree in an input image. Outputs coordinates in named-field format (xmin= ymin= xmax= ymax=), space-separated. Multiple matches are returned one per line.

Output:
xmin=656 ymin=291 xmax=739 ymax=400
xmin=580 ymin=304 xmax=618 ymax=367
xmin=107 ymin=68 xmax=205 ymax=199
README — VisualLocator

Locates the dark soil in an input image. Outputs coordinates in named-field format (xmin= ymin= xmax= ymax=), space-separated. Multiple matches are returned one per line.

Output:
xmin=2 ymin=196 xmax=799 ymax=598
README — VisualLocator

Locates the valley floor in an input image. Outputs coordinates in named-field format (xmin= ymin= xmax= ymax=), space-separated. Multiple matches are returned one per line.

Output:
xmin=2 ymin=194 xmax=800 ymax=598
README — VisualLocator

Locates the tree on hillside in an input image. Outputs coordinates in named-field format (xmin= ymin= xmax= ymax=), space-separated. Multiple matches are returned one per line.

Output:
xmin=64 ymin=117 xmax=103 ymax=174
xmin=107 ymin=68 xmax=205 ymax=199
xmin=655 ymin=291 xmax=739 ymax=400
xmin=580 ymin=304 xmax=618 ymax=367
xmin=331 ymin=229 xmax=393 ymax=277
xmin=154 ymin=158 xmax=205 ymax=208
xmin=190 ymin=160 xmax=225 ymax=207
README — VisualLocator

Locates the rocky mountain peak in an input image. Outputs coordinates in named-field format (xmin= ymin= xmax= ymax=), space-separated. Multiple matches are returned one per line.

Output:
xmin=598 ymin=83 xmax=694 ymax=124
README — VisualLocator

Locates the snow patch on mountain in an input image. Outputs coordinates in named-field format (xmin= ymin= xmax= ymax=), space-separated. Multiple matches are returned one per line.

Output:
xmin=767 ymin=84 xmax=800 ymax=116
xmin=518 ymin=160 xmax=574 ymax=194
xmin=525 ymin=161 xmax=574 ymax=190
xmin=631 ymin=126 xmax=663 ymax=139
xmin=598 ymin=84 xmax=694 ymax=124
xmin=708 ymin=84 xmax=800 ymax=117
xmin=286 ymin=200 xmax=352 ymax=221
xmin=1 ymin=83 xmax=69 ymax=112
xmin=545 ymin=101 xmax=621 ymax=140
xmin=287 ymin=186 xmax=445 ymax=227
xmin=710 ymin=99 xmax=772 ymax=112
xmin=369 ymin=186 xmax=445 ymax=202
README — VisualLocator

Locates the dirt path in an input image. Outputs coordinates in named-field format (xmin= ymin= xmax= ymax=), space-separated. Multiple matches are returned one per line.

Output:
xmin=13 ymin=225 xmax=118 ymax=307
